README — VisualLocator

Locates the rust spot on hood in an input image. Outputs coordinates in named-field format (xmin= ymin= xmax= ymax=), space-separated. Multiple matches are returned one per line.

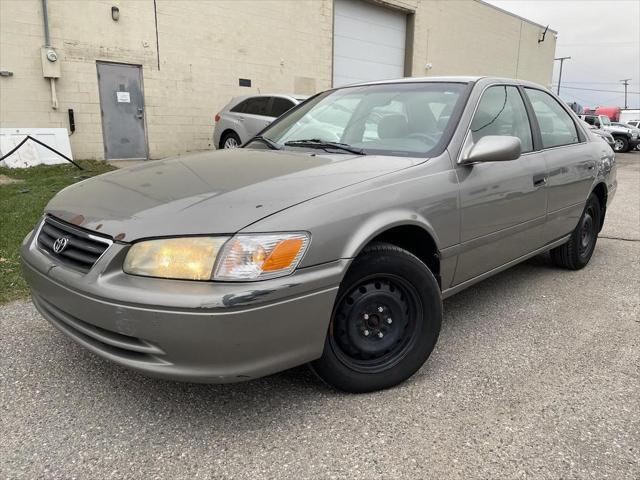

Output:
xmin=70 ymin=214 xmax=85 ymax=225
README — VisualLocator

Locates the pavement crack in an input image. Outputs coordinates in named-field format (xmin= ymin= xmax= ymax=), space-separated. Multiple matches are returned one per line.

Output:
xmin=600 ymin=235 xmax=640 ymax=243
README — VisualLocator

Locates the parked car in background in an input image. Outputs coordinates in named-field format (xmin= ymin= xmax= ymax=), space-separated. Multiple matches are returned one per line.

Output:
xmin=626 ymin=120 xmax=639 ymax=128
xmin=22 ymin=77 xmax=617 ymax=393
xmin=611 ymin=122 xmax=639 ymax=135
xmin=579 ymin=114 xmax=639 ymax=152
xmin=611 ymin=122 xmax=640 ymax=151
xmin=582 ymin=120 xmax=616 ymax=149
xmin=213 ymin=94 xmax=309 ymax=149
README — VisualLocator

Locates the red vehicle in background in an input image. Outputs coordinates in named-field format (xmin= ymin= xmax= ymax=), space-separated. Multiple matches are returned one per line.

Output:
xmin=583 ymin=106 xmax=621 ymax=122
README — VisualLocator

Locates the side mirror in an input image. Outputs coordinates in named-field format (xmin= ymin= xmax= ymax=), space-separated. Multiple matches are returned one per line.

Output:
xmin=460 ymin=135 xmax=522 ymax=164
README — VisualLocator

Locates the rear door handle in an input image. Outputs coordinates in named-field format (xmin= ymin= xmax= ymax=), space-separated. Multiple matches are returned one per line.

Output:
xmin=533 ymin=173 xmax=548 ymax=187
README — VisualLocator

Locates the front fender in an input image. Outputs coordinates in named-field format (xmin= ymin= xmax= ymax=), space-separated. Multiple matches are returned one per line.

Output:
xmin=340 ymin=209 xmax=441 ymax=259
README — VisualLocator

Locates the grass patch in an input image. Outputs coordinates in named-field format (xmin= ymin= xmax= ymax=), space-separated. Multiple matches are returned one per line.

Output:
xmin=0 ymin=161 xmax=116 ymax=304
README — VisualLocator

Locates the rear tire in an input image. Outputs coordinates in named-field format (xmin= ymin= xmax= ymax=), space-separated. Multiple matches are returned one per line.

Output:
xmin=221 ymin=131 xmax=241 ymax=149
xmin=310 ymin=243 xmax=442 ymax=393
xmin=613 ymin=136 xmax=629 ymax=153
xmin=551 ymin=193 xmax=601 ymax=270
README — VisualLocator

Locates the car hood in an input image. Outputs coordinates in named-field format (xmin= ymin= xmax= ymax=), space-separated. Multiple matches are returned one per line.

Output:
xmin=46 ymin=149 xmax=420 ymax=241
xmin=605 ymin=125 xmax=630 ymax=134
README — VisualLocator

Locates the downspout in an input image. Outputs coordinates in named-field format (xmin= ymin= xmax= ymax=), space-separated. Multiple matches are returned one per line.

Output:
xmin=41 ymin=0 xmax=58 ymax=109
xmin=42 ymin=0 xmax=51 ymax=46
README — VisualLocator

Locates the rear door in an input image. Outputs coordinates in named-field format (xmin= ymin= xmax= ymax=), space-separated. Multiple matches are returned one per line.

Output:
xmin=240 ymin=97 xmax=273 ymax=139
xmin=523 ymin=88 xmax=596 ymax=242
xmin=453 ymin=85 xmax=548 ymax=284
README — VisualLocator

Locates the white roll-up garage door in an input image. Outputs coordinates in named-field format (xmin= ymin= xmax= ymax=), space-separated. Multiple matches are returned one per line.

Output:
xmin=333 ymin=0 xmax=407 ymax=87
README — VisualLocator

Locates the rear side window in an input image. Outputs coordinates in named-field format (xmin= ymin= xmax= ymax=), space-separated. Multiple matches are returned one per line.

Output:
xmin=231 ymin=97 xmax=270 ymax=116
xmin=470 ymin=85 xmax=533 ymax=153
xmin=230 ymin=99 xmax=249 ymax=113
xmin=525 ymin=88 xmax=580 ymax=148
xmin=270 ymin=97 xmax=295 ymax=117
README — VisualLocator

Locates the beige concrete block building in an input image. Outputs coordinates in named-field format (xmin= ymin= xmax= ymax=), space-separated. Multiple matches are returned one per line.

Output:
xmin=0 ymin=0 xmax=557 ymax=160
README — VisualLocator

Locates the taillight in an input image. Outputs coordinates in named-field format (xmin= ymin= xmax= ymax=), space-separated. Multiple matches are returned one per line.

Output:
xmin=214 ymin=113 xmax=221 ymax=123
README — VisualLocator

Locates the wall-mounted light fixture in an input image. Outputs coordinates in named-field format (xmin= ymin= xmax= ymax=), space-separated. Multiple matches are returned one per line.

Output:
xmin=111 ymin=6 xmax=120 ymax=21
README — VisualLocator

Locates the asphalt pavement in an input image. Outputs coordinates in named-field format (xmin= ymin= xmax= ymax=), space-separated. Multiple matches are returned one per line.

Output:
xmin=1 ymin=153 xmax=638 ymax=479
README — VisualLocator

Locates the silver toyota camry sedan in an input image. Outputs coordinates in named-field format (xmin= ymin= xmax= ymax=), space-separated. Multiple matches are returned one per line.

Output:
xmin=21 ymin=76 xmax=616 ymax=393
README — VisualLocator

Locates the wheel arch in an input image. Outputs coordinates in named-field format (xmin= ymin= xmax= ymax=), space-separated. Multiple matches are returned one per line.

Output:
xmin=591 ymin=181 xmax=608 ymax=231
xmin=343 ymin=213 xmax=443 ymax=288
xmin=218 ymin=129 xmax=239 ymax=148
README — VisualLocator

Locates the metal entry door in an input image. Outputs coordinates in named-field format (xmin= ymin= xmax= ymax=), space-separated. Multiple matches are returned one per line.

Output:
xmin=97 ymin=62 xmax=148 ymax=160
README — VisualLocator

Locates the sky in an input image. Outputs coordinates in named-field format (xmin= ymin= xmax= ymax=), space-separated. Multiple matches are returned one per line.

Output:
xmin=485 ymin=0 xmax=640 ymax=110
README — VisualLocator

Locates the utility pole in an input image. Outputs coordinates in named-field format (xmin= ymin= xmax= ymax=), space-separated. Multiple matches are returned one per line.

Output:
xmin=555 ymin=56 xmax=571 ymax=96
xmin=620 ymin=79 xmax=631 ymax=109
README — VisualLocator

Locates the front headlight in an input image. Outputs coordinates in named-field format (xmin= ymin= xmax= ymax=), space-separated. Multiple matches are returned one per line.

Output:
xmin=123 ymin=237 xmax=228 ymax=280
xmin=214 ymin=233 xmax=310 ymax=281
xmin=123 ymin=232 xmax=310 ymax=281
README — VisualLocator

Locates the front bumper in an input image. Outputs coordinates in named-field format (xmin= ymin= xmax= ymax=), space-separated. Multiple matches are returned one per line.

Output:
xmin=21 ymin=227 xmax=344 ymax=383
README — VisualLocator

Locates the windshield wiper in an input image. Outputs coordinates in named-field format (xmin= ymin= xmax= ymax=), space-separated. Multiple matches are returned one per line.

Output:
xmin=249 ymin=135 xmax=281 ymax=150
xmin=284 ymin=139 xmax=365 ymax=155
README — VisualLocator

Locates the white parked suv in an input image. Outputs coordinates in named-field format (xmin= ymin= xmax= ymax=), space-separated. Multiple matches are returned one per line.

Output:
xmin=579 ymin=114 xmax=639 ymax=152
xmin=213 ymin=94 xmax=309 ymax=149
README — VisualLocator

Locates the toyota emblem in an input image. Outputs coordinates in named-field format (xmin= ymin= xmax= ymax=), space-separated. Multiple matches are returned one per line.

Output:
xmin=53 ymin=237 xmax=70 ymax=253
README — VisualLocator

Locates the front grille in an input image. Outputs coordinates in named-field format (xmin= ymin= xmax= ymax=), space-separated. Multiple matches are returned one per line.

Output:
xmin=37 ymin=216 xmax=112 ymax=273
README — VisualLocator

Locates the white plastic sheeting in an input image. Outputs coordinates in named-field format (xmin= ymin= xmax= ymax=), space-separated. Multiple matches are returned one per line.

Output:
xmin=0 ymin=128 xmax=73 ymax=168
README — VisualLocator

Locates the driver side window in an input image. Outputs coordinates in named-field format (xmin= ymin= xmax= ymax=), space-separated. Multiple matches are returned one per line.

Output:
xmin=470 ymin=85 xmax=533 ymax=153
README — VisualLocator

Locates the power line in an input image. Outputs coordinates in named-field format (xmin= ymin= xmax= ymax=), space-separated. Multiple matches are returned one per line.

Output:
xmin=557 ymin=41 xmax=638 ymax=47
xmin=550 ymin=85 xmax=640 ymax=94
xmin=559 ymin=81 xmax=639 ymax=85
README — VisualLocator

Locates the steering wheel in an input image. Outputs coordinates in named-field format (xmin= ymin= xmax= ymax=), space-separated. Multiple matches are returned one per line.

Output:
xmin=407 ymin=132 xmax=440 ymax=144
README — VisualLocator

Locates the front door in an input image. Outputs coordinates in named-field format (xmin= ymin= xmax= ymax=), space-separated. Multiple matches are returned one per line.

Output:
xmin=453 ymin=85 xmax=548 ymax=285
xmin=97 ymin=62 xmax=148 ymax=160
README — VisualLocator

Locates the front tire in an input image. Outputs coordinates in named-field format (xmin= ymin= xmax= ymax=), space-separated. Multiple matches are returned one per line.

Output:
xmin=613 ymin=136 xmax=629 ymax=153
xmin=551 ymin=193 xmax=601 ymax=270
xmin=311 ymin=243 xmax=442 ymax=393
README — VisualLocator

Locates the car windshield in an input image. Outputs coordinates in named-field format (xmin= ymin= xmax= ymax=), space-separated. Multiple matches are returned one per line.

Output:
xmin=249 ymin=82 xmax=466 ymax=156
xmin=601 ymin=117 xmax=611 ymax=126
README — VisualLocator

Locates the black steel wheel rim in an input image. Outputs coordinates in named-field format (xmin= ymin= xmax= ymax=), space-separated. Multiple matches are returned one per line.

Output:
xmin=329 ymin=274 xmax=422 ymax=373
xmin=579 ymin=205 xmax=596 ymax=258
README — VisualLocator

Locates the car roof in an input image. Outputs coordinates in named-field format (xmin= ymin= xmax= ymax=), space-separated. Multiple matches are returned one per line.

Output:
xmin=231 ymin=93 xmax=305 ymax=101
xmin=225 ymin=93 xmax=307 ymax=110
xmin=342 ymin=75 xmax=547 ymax=90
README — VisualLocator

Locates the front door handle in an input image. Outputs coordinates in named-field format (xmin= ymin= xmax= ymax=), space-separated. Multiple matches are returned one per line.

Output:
xmin=533 ymin=173 xmax=548 ymax=187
